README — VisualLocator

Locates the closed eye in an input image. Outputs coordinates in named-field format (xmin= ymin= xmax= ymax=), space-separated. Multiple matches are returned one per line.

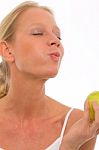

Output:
xmin=32 ymin=32 xmax=43 ymax=35
xmin=54 ymin=32 xmax=62 ymax=40
xmin=57 ymin=36 xmax=62 ymax=40
xmin=55 ymin=35 xmax=62 ymax=40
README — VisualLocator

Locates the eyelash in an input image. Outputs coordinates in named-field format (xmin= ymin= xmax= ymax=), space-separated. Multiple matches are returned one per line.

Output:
xmin=32 ymin=32 xmax=62 ymax=40
xmin=32 ymin=33 xmax=43 ymax=35
xmin=57 ymin=37 xmax=62 ymax=40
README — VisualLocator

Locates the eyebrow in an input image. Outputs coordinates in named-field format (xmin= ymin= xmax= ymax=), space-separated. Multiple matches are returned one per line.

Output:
xmin=29 ymin=23 xmax=61 ymax=32
xmin=54 ymin=26 xmax=61 ymax=33
xmin=53 ymin=26 xmax=61 ymax=33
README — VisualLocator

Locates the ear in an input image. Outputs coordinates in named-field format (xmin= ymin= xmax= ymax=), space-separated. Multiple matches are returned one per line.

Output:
xmin=0 ymin=40 xmax=15 ymax=62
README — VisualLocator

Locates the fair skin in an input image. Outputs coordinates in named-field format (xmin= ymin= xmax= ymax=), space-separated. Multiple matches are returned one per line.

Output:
xmin=0 ymin=7 xmax=98 ymax=150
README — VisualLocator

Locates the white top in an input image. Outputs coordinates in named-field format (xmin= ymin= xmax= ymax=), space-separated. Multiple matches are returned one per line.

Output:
xmin=0 ymin=108 xmax=74 ymax=150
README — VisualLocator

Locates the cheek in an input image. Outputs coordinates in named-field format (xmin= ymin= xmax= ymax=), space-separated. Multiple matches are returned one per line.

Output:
xmin=12 ymin=44 xmax=30 ymax=70
xmin=13 ymin=45 xmax=44 ymax=72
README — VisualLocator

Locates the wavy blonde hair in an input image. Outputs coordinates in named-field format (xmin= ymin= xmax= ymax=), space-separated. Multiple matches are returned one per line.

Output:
xmin=0 ymin=1 xmax=53 ymax=98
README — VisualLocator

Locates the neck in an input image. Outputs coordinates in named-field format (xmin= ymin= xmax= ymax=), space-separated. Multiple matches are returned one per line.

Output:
xmin=4 ymin=74 xmax=49 ymax=120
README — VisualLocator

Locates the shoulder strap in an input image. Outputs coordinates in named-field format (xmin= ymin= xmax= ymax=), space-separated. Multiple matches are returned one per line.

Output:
xmin=60 ymin=108 xmax=74 ymax=139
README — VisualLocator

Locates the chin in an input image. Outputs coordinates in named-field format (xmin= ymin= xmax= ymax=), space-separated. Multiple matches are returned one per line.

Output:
xmin=45 ymin=69 xmax=59 ymax=78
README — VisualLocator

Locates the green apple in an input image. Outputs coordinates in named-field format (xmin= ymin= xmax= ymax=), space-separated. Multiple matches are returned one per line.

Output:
xmin=87 ymin=91 xmax=99 ymax=121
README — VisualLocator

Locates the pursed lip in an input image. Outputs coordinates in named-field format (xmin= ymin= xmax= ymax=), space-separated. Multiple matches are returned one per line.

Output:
xmin=49 ymin=51 xmax=61 ymax=61
xmin=50 ymin=52 xmax=60 ymax=57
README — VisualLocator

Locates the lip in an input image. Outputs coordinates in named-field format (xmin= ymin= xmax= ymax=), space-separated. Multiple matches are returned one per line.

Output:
xmin=49 ymin=52 xmax=61 ymax=61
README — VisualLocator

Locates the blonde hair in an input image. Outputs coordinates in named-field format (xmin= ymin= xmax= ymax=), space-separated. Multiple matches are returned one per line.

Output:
xmin=0 ymin=1 xmax=53 ymax=98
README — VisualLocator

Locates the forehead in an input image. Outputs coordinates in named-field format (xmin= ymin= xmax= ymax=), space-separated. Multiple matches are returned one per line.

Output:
xmin=16 ymin=8 xmax=57 ymax=29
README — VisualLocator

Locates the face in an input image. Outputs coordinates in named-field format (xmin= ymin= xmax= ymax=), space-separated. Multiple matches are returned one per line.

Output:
xmin=10 ymin=8 xmax=64 ymax=79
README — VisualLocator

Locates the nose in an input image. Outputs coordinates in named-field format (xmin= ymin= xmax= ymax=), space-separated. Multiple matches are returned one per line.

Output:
xmin=47 ymin=36 xmax=60 ymax=47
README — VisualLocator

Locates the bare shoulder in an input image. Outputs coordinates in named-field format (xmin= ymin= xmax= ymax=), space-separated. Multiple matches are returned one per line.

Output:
xmin=47 ymin=96 xmax=84 ymax=124
xmin=62 ymin=107 xmax=84 ymax=133
xmin=69 ymin=108 xmax=84 ymax=123
xmin=48 ymin=97 xmax=84 ymax=132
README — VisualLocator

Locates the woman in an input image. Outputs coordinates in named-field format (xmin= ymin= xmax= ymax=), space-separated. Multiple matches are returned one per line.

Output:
xmin=0 ymin=1 xmax=98 ymax=150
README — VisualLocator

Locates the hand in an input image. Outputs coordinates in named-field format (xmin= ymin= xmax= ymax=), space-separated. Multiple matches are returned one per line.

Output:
xmin=60 ymin=100 xmax=99 ymax=150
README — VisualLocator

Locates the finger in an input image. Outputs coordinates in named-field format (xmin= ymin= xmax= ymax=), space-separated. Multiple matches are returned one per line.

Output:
xmin=92 ymin=101 xmax=99 ymax=128
xmin=96 ymin=129 xmax=99 ymax=135
xmin=84 ymin=99 xmax=90 ymax=122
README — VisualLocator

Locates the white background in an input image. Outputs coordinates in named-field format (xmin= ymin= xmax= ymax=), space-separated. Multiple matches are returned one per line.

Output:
xmin=0 ymin=0 xmax=99 ymax=149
